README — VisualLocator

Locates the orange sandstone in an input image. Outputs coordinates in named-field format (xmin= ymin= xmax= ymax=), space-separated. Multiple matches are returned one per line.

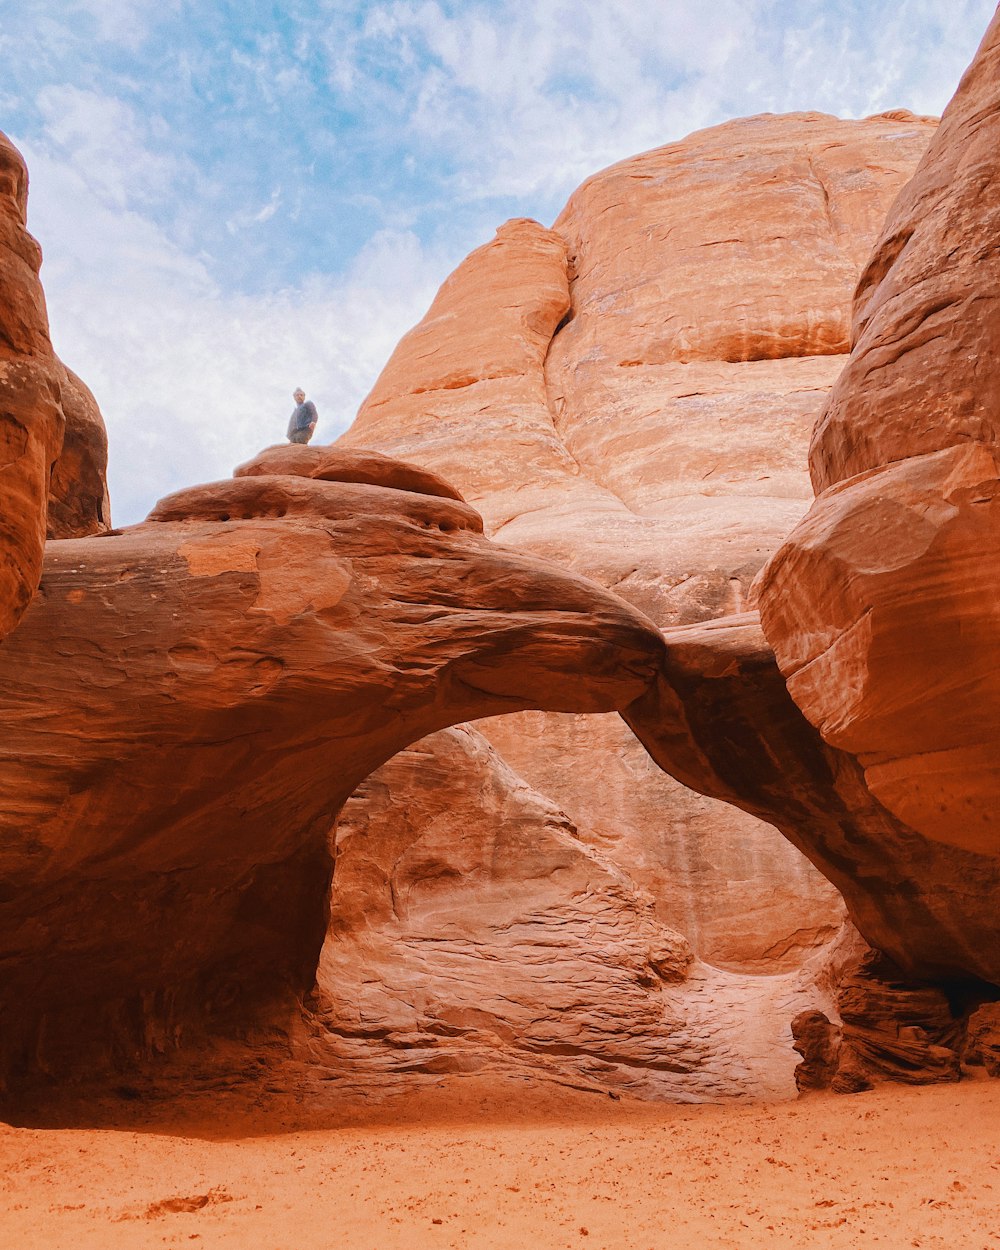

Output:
xmin=758 ymin=13 xmax=1000 ymax=858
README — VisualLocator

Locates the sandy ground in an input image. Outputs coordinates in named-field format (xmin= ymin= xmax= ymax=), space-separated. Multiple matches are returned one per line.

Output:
xmin=3 ymin=1077 xmax=1000 ymax=1250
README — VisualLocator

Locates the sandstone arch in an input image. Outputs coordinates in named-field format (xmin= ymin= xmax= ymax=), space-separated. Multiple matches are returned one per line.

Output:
xmin=0 ymin=454 xmax=665 ymax=1086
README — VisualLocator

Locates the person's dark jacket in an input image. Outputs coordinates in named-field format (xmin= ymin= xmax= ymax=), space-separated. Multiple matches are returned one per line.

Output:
xmin=287 ymin=400 xmax=318 ymax=439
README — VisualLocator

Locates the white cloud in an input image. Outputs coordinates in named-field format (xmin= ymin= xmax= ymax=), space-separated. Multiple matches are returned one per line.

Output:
xmin=326 ymin=0 xmax=996 ymax=208
xmin=34 ymin=84 xmax=197 ymax=211
xmin=226 ymin=188 xmax=283 ymax=234
xmin=72 ymin=0 xmax=180 ymax=49
xmin=19 ymin=140 xmax=444 ymax=526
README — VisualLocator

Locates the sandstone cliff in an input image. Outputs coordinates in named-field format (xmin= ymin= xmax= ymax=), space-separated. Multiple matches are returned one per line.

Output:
xmin=758 ymin=14 xmax=1000 ymax=865
xmin=335 ymin=111 xmax=933 ymax=990
xmin=7 ymin=82 xmax=1000 ymax=1107
xmin=0 ymin=132 xmax=64 ymax=639
xmin=307 ymin=110 xmax=956 ymax=1096
xmin=0 ymin=132 xmax=110 ymax=644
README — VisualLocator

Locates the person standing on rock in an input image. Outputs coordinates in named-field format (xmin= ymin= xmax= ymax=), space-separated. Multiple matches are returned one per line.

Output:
xmin=286 ymin=388 xmax=318 ymax=444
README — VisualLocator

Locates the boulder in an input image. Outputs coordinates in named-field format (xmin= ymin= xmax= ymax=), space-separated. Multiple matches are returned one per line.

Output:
xmin=46 ymin=363 xmax=111 ymax=539
xmin=964 ymin=1003 xmax=1000 ymax=1078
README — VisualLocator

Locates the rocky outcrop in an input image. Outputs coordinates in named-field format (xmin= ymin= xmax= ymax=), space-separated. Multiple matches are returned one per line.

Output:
xmin=0 ymin=131 xmax=65 ymax=638
xmin=0 ymin=455 xmax=666 ymax=1087
xmin=791 ymin=1011 xmax=841 ymax=1093
xmin=624 ymin=613 xmax=1000 ymax=988
xmin=0 ymin=128 xmax=110 ymax=631
xmin=235 ymin=444 xmax=463 ymax=501
xmin=552 ymin=111 xmax=933 ymax=370
xmin=339 ymin=112 xmax=933 ymax=981
xmin=831 ymin=955 xmax=962 ymax=1092
xmin=318 ymin=724 xmax=841 ymax=1100
xmin=791 ymin=955 xmax=966 ymax=1095
xmin=964 ymin=1004 xmax=1000 ymax=1077
xmin=46 ymin=363 xmax=110 ymax=539
xmin=347 ymin=113 xmax=934 ymax=620
xmin=758 ymin=15 xmax=1000 ymax=858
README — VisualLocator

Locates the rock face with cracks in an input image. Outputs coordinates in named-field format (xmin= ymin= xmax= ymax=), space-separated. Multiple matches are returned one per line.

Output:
xmin=0 ymin=131 xmax=64 ymax=639
xmin=0 ymin=456 xmax=666 ymax=1086
xmin=622 ymin=613 xmax=1000 ymax=988
xmin=0 ymin=128 xmax=110 ymax=638
xmin=338 ymin=111 xmax=933 ymax=983
xmin=758 ymin=14 xmax=1000 ymax=859
xmin=46 ymin=363 xmax=111 ymax=540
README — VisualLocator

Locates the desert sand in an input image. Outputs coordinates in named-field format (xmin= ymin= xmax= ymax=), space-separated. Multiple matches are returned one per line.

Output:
xmin=3 ymin=1077 xmax=999 ymax=1249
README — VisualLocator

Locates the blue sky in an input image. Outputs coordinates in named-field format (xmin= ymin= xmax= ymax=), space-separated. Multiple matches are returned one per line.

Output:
xmin=3 ymin=0 xmax=996 ymax=523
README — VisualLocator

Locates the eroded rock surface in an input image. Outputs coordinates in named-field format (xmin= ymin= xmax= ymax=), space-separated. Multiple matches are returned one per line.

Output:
xmin=235 ymin=444 xmax=463 ymax=502
xmin=339 ymin=111 xmax=933 ymax=978
xmin=758 ymin=15 xmax=1000 ymax=859
xmin=965 ymin=1004 xmax=1000 ymax=1078
xmin=831 ymin=955 xmax=962 ymax=1092
xmin=46 ymin=363 xmax=111 ymax=539
xmin=791 ymin=1011 xmax=841 ymax=1093
xmin=318 ymin=725 xmax=836 ymax=1100
xmin=623 ymin=613 xmax=1000 ymax=987
xmin=0 ymin=460 xmax=665 ymax=1087
xmin=0 ymin=131 xmax=64 ymax=637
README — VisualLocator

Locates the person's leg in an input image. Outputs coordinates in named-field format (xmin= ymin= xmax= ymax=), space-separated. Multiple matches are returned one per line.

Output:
xmin=289 ymin=429 xmax=310 ymax=444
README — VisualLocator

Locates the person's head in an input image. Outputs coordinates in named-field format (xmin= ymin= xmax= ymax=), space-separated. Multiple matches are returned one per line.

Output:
xmin=293 ymin=388 xmax=305 ymax=403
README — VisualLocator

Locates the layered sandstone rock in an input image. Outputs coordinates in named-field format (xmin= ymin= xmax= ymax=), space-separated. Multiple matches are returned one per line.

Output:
xmin=46 ymin=363 xmax=111 ymax=539
xmin=791 ymin=1010 xmax=841 ymax=1093
xmin=339 ymin=111 xmax=934 ymax=975
xmin=235 ymin=444 xmax=463 ymax=501
xmin=965 ymin=1004 xmax=1000 ymax=1078
xmin=0 ymin=131 xmax=64 ymax=637
xmin=0 ymin=455 xmax=665 ymax=1086
xmin=758 ymin=15 xmax=1000 ymax=858
xmin=0 ymin=128 xmax=110 ymax=633
xmin=623 ymin=614 xmax=1000 ymax=987
xmin=317 ymin=724 xmax=840 ymax=1101
xmin=830 ymin=955 xmax=962 ymax=1092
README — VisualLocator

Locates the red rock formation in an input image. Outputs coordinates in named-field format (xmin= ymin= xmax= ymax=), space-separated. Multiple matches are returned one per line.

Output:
xmin=348 ymin=115 xmax=934 ymax=615
xmin=758 ymin=14 xmax=1000 ymax=857
xmin=623 ymin=613 xmax=1000 ymax=987
xmin=965 ymin=1004 xmax=1000 ymax=1077
xmin=0 ymin=131 xmax=65 ymax=637
xmin=340 ymin=112 xmax=933 ymax=977
xmin=791 ymin=1011 xmax=841 ymax=1093
xmin=553 ymin=112 xmax=932 ymax=369
xmin=46 ymin=363 xmax=111 ymax=539
xmin=0 ymin=458 xmax=665 ymax=1086
xmin=8 ymin=95 xmax=992 ymax=1104
xmin=235 ymin=444 xmax=464 ymax=501
xmin=319 ymin=724 xmax=837 ymax=1100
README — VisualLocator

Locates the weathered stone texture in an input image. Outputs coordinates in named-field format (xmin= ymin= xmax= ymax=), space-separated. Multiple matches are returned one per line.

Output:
xmin=759 ymin=14 xmax=1000 ymax=858
xmin=340 ymin=111 xmax=934 ymax=977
